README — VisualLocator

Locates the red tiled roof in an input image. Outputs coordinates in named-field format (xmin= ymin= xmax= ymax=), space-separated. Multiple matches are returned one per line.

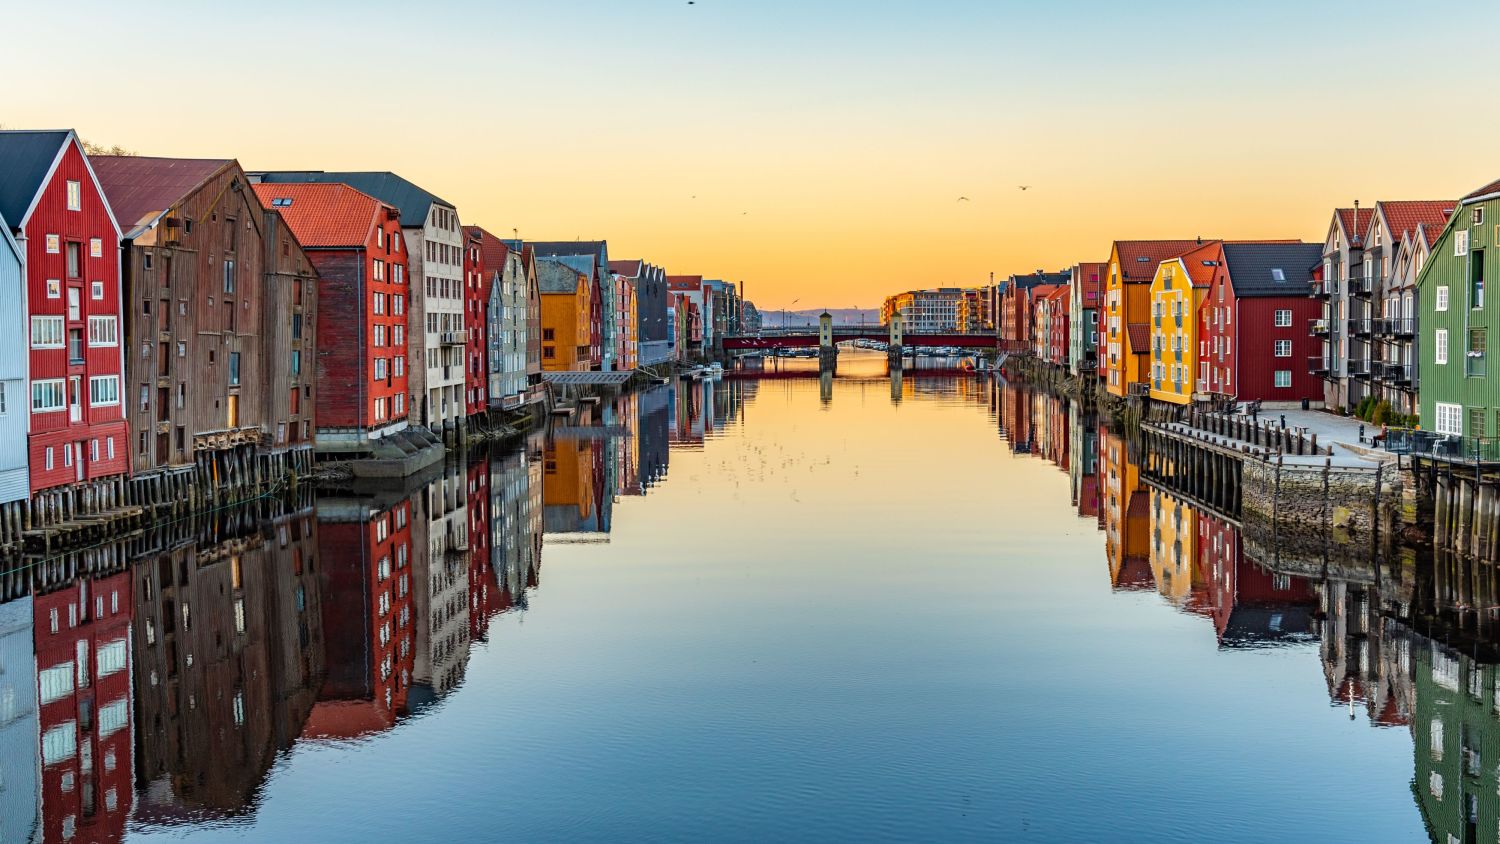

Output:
xmin=1114 ymin=240 xmax=1206 ymax=283
xmin=1334 ymin=208 xmax=1374 ymax=241
xmin=1463 ymin=178 xmax=1500 ymax=201
xmin=464 ymin=225 xmax=510 ymax=274
xmin=667 ymin=274 xmax=703 ymax=291
xmin=1077 ymin=262 xmax=1107 ymax=291
xmin=91 ymin=156 xmax=232 ymax=234
xmin=1378 ymin=200 xmax=1456 ymax=241
xmin=1172 ymin=240 xmax=1224 ymax=288
xmin=1126 ymin=323 xmax=1150 ymax=352
xmin=1417 ymin=222 xmax=1443 ymax=250
xmin=251 ymin=181 xmax=390 ymax=248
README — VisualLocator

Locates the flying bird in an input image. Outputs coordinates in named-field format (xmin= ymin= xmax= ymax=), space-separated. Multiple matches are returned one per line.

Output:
xmin=957 ymin=196 xmax=971 ymax=202
xmin=1018 ymin=185 xmax=1031 ymax=191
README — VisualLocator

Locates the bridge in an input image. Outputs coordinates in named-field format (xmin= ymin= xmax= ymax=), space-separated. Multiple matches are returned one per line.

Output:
xmin=723 ymin=326 xmax=999 ymax=351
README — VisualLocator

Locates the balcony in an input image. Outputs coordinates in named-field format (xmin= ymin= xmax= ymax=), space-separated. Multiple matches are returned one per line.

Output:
xmin=1346 ymin=357 xmax=1372 ymax=377
xmin=1382 ymin=317 xmax=1415 ymax=338
xmin=1308 ymin=355 xmax=1330 ymax=374
xmin=1309 ymin=318 xmax=1330 ymax=337
xmin=1381 ymin=429 xmax=1500 ymax=464
xmin=439 ymin=330 xmax=465 ymax=346
xmin=1350 ymin=274 xmax=1375 ymax=297
xmin=1347 ymin=318 xmax=1374 ymax=338
xmin=1376 ymin=361 xmax=1412 ymax=384
xmin=1312 ymin=279 xmax=1341 ymax=298
xmin=1467 ymin=352 xmax=1487 ymax=379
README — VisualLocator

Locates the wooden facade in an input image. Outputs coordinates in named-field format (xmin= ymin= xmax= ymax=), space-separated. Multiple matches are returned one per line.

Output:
xmin=251 ymin=182 xmax=408 ymax=446
xmin=96 ymin=157 xmax=318 ymax=476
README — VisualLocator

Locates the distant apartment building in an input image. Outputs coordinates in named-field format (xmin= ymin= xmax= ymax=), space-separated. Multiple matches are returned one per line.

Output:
xmin=999 ymin=272 xmax=1070 ymax=350
xmin=881 ymin=288 xmax=969 ymax=333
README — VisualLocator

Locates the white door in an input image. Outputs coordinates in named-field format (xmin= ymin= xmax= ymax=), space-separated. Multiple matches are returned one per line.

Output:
xmin=68 ymin=376 xmax=81 ymax=423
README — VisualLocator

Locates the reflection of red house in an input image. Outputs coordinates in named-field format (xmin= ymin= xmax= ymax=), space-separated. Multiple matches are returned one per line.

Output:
xmin=466 ymin=455 xmax=494 ymax=643
xmin=307 ymin=495 xmax=416 ymax=739
xmin=1195 ymin=513 xmax=1316 ymax=645
xmin=35 ymin=571 xmax=134 ymax=844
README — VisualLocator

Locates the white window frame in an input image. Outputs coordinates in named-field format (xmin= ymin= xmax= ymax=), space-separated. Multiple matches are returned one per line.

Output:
xmin=87 ymin=315 xmax=117 ymax=347
xmin=1437 ymin=286 xmax=1450 ymax=312
xmin=41 ymin=723 xmax=76 ymax=765
xmin=96 ymin=639 xmax=127 ymax=678
xmin=31 ymin=316 xmax=65 ymax=348
xmin=39 ymin=662 xmax=73 ymax=704
xmin=89 ymin=375 xmax=121 ymax=407
xmin=1435 ymin=402 xmax=1464 ymax=436
xmin=65 ymin=180 xmax=81 ymax=211
xmin=31 ymin=379 xmax=65 ymax=413
xmin=97 ymin=698 xmax=128 ymax=738
xmin=1274 ymin=309 xmax=1292 ymax=327
xmin=1457 ymin=230 xmax=1470 ymax=257
xmin=1274 ymin=370 xmax=1292 ymax=388
xmin=1436 ymin=329 xmax=1449 ymax=365
xmin=1274 ymin=340 xmax=1292 ymax=357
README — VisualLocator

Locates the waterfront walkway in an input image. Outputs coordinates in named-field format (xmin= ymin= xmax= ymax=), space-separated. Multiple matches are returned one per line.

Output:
xmin=1248 ymin=409 xmax=1389 ymax=460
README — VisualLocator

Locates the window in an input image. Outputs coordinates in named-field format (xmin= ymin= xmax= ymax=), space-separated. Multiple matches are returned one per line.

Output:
xmin=290 ymin=349 xmax=301 ymax=375
xmin=66 ymin=242 xmax=81 ymax=278
xmin=1436 ymin=329 xmax=1449 ymax=365
xmin=1274 ymin=370 xmax=1292 ymax=388
xmin=97 ymin=698 xmax=128 ymax=738
xmin=32 ymin=379 xmax=65 ymax=412
xmin=89 ymin=376 xmax=120 ymax=407
xmin=1435 ymin=402 xmax=1464 ymax=436
xmin=47 ymin=279 xmax=60 ymax=298
xmin=374 ymin=358 xmax=388 ymax=381
xmin=1274 ymin=309 xmax=1292 ymax=327
xmin=1457 ymin=230 xmax=1470 ymax=257
xmin=91 ymin=280 xmax=103 ymax=300
xmin=39 ymin=662 xmax=73 ymax=703
xmin=393 ymin=356 xmax=404 ymax=377
xmin=1437 ymin=285 xmax=1450 ymax=312
xmin=1476 ymin=207 xmax=1486 ymax=227
xmin=223 ymin=259 xmax=236 ymax=293
xmin=1472 ymin=249 xmax=1485 ymax=308
xmin=66 ymin=180 xmax=81 ymax=211
xmin=228 ymin=352 xmax=240 ymax=386
xmin=44 ymin=447 xmax=53 ymax=470
xmin=87 ymin=315 xmax=117 ymax=346
xmin=1270 ymin=268 xmax=1286 ymax=282
xmin=41 ymin=724 xmax=76 ymax=765
xmin=543 ymin=328 xmax=556 ymax=341
xmin=31 ymin=316 xmax=65 ymax=348
xmin=1273 ymin=340 xmax=1292 ymax=357
xmin=96 ymin=639 xmax=127 ymax=677
xmin=374 ymin=293 xmax=386 ymax=315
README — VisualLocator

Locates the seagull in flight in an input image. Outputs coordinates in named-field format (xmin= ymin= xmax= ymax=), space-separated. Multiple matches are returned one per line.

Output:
xmin=956 ymin=196 xmax=971 ymax=202
xmin=1018 ymin=185 xmax=1032 ymax=191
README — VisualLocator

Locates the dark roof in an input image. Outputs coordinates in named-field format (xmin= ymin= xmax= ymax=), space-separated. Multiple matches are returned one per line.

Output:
xmin=1222 ymin=242 xmax=1322 ymax=297
xmin=0 ymin=130 xmax=72 ymax=227
xmin=1008 ymin=271 xmax=1069 ymax=289
xmin=1126 ymin=323 xmax=1150 ymax=352
xmin=251 ymin=171 xmax=452 ymax=227
xmin=609 ymin=259 xmax=643 ymax=277
xmin=91 ymin=156 xmax=232 ymax=236
xmin=537 ymin=258 xmax=584 ymax=294
xmin=529 ymin=240 xmax=608 ymax=263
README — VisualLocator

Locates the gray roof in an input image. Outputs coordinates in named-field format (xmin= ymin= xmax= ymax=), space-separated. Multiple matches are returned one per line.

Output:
xmin=1007 ymin=271 xmax=1070 ymax=289
xmin=250 ymin=170 xmax=452 ymax=228
xmin=551 ymin=254 xmax=596 ymax=278
xmin=0 ymin=130 xmax=71 ymax=227
xmin=1222 ymin=243 xmax=1323 ymax=297
xmin=530 ymin=240 xmax=609 ymax=269
xmin=538 ymin=258 xmax=584 ymax=294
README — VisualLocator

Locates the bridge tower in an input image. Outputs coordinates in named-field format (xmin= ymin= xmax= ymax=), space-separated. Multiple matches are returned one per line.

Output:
xmin=887 ymin=310 xmax=905 ymax=365
xmin=818 ymin=311 xmax=837 ymax=371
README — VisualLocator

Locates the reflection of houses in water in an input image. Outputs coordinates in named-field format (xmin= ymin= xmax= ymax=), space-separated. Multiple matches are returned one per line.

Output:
xmin=1102 ymin=429 xmax=1153 ymax=590
xmin=633 ymin=385 xmax=671 ymax=492
xmin=466 ymin=451 xmax=494 ymax=644
xmin=670 ymin=379 xmax=708 ymax=447
xmin=34 ymin=568 xmax=133 ymax=843
xmin=306 ymin=491 xmax=417 ymax=740
xmin=544 ymin=434 xmax=609 ymax=541
xmin=1149 ymin=488 xmax=1203 ymax=605
xmin=132 ymin=507 xmax=324 ymax=825
xmin=0 ymin=598 xmax=38 ymax=844
xmin=1193 ymin=513 xmax=1316 ymax=647
xmin=411 ymin=459 xmax=472 ymax=708
xmin=999 ymin=382 xmax=1033 ymax=453
xmin=489 ymin=439 xmax=545 ymax=621
xmin=1068 ymin=404 xmax=1100 ymax=520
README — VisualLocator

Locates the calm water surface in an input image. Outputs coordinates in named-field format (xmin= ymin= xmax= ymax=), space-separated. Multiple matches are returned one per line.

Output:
xmin=2 ymin=349 xmax=1464 ymax=842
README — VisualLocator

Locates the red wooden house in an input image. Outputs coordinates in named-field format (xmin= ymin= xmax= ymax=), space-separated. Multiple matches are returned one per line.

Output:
xmin=1199 ymin=242 xmax=1324 ymax=407
xmin=462 ymin=231 xmax=488 ymax=417
xmin=252 ymin=182 xmax=410 ymax=446
xmin=0 ymin=130 xmax=129 ymax=492
xmin=34 ymin=571 xmax=135 ymax=842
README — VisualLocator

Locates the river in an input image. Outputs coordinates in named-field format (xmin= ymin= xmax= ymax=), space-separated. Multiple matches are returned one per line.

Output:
xmin=0 ymin=348 xmax=1468 ymax=842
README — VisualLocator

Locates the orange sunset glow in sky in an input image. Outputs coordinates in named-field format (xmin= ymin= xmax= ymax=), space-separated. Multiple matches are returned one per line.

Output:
xmin=6 ymin=0 xmax=1497 ymax=308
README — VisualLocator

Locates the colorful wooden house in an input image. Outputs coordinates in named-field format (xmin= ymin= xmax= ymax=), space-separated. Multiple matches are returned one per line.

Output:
xmin=462 ymin=229 xmax=490 ymax=417
xmin=1069 ymin=261 xmax=1106 ymax=377
xmin=1199 ymin=242 xmax=1324 ymax=407
xmin=1418 ymin=178 xmax=1500 ymax=444
xmin=538 ymin=258 xmax=594 ymax=371
xmin=0 ymin=130 xmax=129 ymax=495
xmin=1104 ymin=240 xmax=1200 ymax=397
xmin=251 ymin=182 xmax=410 ymax=452
xmin=1147 ymin=241 xmax=1223 ymax=405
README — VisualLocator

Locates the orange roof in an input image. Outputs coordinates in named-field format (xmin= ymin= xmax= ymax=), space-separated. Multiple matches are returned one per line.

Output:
xmin=464 ymin=225 xmax=510 ymax=274
xmin=1113 ymin=240 xmax=1206 ymax=283
xmin=252 ymin=181 xmax=391 ymax=248
xmin=1170 ymin=240 xmax=1225 ymax=288
xmin=1378 ymin=200 xmax=1455 ymax=241
xmin=1031 ymin=284 xmax=1061 ymax=300
xmin=1464 ymin=178 xmax=1500 ymax=201
xmin=1334 ymin=208 xmax=1374 ymax=242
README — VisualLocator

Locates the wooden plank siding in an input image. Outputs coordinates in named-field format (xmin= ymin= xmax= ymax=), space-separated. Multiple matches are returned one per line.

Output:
xmin=23 ymin=139 xmax=129 ymax=491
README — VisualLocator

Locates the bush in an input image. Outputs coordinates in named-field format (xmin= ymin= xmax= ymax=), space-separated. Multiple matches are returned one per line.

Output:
xmin=1371 ymin=400 xmax=1392 ymax=426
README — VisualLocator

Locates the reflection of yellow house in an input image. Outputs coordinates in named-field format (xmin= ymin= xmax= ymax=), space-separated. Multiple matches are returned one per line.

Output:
xmin=543 ymin=439 xmax=594 ymax=521
xmin=1102 ymin=430 xmax=1152 ymax=589
xmin=1104 ymin=240 xmax=1202 ymax=397
xmin=1148 ymin=241 xmax=1223 ymax=405
xmin=538 ymin=260 xmax=592 ymax=372
xmin=1149 ymin=488 xmax=1199 ymax=603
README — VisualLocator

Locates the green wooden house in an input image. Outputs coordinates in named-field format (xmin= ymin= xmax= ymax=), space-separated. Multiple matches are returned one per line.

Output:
xmin=1419 ymin=179 xmax=1500 ymax=447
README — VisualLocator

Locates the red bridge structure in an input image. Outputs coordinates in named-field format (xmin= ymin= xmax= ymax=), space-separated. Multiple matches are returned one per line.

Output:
xmin=722 ymin=326 xmax=1000 ymax=351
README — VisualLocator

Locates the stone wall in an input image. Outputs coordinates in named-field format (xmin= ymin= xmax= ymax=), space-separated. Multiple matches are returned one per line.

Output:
xmin=1242 ymin=456 xmax=1403 ymax=553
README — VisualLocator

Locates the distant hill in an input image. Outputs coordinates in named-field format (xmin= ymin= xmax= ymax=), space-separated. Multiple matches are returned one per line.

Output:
xmin=761 ymin=308 xmax=880 ymax=328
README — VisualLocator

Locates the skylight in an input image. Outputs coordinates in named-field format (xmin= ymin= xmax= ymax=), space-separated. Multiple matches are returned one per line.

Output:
xmin=1271 ymin=268 xmax=1286 ymax=281
xmin=272 ymin=197 xmax=293 ymax=207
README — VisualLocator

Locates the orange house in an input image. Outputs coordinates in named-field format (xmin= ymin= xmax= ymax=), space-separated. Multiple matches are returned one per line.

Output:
xmin=537 ymin=258 xmax=592 ymax=371
xmin=1103 ymin=240 xmax=1202 ymax=396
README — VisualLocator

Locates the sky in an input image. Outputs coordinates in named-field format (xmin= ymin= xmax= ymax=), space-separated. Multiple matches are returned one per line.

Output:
xmin=4 ymin=0 xmax=1496 ymax=308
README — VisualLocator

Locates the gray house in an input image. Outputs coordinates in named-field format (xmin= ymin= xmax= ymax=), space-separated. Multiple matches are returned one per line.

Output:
xmin=0 ymin=212 xmax=26 ymax=505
